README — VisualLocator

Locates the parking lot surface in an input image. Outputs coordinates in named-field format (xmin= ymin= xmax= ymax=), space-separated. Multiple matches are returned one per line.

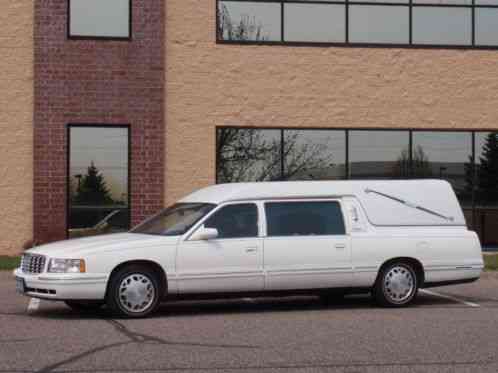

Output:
xmin=1 ymin=271 xmax=498 ymax=373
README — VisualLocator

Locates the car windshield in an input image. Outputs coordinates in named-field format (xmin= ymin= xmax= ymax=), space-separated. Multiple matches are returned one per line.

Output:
xmin=131 ymin=203 xmax=216 ymax=236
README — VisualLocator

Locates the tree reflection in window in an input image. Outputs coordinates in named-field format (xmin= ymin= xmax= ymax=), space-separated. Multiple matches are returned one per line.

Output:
xmin=216 ymin=128 xmax=343 ymax=183
xmin=217 ymin=2 xmax=281 ymax=42
xmin=68 ymin=126 xmax=129 ymax=238
xmin=217 ymin=128 xmax=281 ymax=182
xmin=392 ymin=145 xmax=432 ymax=178
xmin=72 ymin=162 xmax=115 ymax=205
xmin=283 ymin=130 xmax=344 ymax=181
xmin=475 ymin=132 xmax=498 ymax=204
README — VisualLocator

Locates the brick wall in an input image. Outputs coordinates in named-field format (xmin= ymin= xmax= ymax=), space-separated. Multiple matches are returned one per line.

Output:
xmin=0 ymin=1 xmax=34 ymax=255
xmin=164 ymin=0 xmax=498 ymax=205
xmin=34 ymin=0 xmax=165 ymax=244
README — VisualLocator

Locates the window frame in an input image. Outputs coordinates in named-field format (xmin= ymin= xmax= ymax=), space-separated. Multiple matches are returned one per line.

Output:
xmin=185 ymin=201 xmax=262 ymax=241
xmin=216 ymin=0 xmax=498 ymax=50
xmin=263 ymin=199 xmax=348 ymax=237
xmin=66 ymin=124 xmax=131 ymax=238
xmin=67 ymin=0 xmax=133 ymax=41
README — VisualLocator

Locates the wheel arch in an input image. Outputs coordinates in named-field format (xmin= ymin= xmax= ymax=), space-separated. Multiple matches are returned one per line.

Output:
xmin=105 ymin=260 xmax=168 ymax=298
xmin=375 ymin=257 xmax=425 ymax=287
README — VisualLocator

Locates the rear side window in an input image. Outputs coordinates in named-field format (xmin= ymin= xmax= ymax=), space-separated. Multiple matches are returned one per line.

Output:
xmin=204 ymin=203 xmax=258 ymax=239
xmin=265 ymin=201 xmax=345 ymax=237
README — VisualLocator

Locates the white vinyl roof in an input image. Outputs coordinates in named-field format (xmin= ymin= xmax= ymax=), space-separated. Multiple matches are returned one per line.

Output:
xmin=180 ymin=180 xmax=466 ymax=227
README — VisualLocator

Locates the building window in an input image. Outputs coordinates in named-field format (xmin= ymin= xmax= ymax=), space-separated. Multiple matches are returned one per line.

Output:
xmin=475 ymin=8 xmax=498 ymax=46
xmin=412 ymin=131 xmax=472 ymax=203
xmin=412 ymin=7 xmax=472 ymax=45
xmin=349 ymin=130 xmax=410 ymax=179
xmin=284 ymin=3 xmax=346 ymax=43
xmin=68 ymin=0 xmax=131 ymax=39
xmin=349 ymin=5 xmax=409 ymax=44
xmin=216 ymin=127 xmax=498 ymax=246
xmin=216 ymin=0 xmax=498 ymax=48
xmin=284 ymin=130 xmax=347 ymax=181
xmin=216 ymin=128 xmax=282 ymax=183
xmin=216 ymin=128 xmax=346 ymax=183
xmin=68 ymin=125 xmax=130 ymax=238
xmin=474 ymin=132 xmax=498 ymax=245
xmin=217 ymin=1 xmax=281 ymax=42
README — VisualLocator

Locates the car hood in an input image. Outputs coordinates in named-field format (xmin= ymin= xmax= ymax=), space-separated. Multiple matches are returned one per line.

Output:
xmin=25 ymin=233 xmax=178 ymax=258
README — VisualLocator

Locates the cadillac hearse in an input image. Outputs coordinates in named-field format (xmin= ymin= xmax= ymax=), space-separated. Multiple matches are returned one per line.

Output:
xmin=14 ymin=180 xmax=484 ymax=317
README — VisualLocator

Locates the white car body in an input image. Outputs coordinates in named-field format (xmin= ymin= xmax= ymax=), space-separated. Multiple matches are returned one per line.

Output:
xmin=14 ymin=180 xmax=484 ymax=303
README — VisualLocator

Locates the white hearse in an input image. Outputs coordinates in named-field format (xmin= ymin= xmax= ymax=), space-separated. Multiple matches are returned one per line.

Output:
xmin=14 ymin=180 xmax=483 ymax=317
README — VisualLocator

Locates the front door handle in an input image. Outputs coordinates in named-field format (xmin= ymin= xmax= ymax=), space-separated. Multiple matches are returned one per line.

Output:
xmin=334 ymin=244 xmax=346 ymax=250
xmin=245 ymin=247 xmax=258 ymax=253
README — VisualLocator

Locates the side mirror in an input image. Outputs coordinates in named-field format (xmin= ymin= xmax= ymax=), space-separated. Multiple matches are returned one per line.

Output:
xmin=190 ymin=226 xmax=219 ymax=241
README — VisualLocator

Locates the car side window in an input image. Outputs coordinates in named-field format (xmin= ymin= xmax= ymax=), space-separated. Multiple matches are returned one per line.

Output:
xmin=265 ymin=201 xmax=345 ymax=237
xmin=204 ymin=203 xmax=258 ymax=239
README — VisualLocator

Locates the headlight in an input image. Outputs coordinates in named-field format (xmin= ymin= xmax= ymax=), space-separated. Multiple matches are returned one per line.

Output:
xmin=48 ymin=259 xmax=86 ymax=273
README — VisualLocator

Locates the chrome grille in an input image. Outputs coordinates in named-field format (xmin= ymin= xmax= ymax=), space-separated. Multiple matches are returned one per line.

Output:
xmin=21 ymin=254 xmax=46 ymax=274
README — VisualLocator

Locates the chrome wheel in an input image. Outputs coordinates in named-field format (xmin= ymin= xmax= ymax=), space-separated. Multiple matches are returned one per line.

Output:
xmin=118 ymin=273 xmax=155 ymax=314
xmin=382 ymin=265 xmax=415 ymax=304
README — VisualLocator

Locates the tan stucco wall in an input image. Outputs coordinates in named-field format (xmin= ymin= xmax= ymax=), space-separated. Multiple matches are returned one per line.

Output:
xmin=0 ymin=1 xmax=33 ymax=255
xmin=165 ymin=1 xmax=498 ymax=204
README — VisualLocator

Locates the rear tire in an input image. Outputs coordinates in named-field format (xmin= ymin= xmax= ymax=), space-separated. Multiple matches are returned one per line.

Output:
xmin=374 ymin=262 xmax=418 ymax=307
xmin=106 ymin=265 xmax=161 ymax=318
xmin=64 ymin=300 xmax=104 ymax=312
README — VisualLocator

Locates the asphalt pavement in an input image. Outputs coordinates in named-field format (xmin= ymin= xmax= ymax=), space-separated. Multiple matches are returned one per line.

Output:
xmin=1 ymin=271 xmax=498 ymax=373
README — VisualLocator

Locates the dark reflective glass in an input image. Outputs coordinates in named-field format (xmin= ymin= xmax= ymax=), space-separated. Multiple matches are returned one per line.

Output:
xmin=68 ymin=127 xmax=129 ymax=238
xmin=349 ymin=5 xmax=409 ymax=44
xmin=217 ymin=128 xmax=282 ymax=182
xmin=412 ymin=132 xmax=473 ymax=209
xmin=412 ymin=7 xmax=472 ymax=46
xmin=475 ymin=9 xmax=498 ymax=47
xmin=349 ymin=131 xmax=410 ymax=179
xmin=474 ymin=132 xmax=498 ymax=245
xmin=215 ymin=127 xmax=497 ymax=246
xmin=205 ymin=204 xmax=258 ymax=239
xmin=284 ymin=3 xmax=346 ymax=43
xmin=283 ymin=130 xmax=346 ymax=181
xmin=217 ymin=0 xmax=498 ymax=49
xmin=69 ymin=0 xmax=130 ymax=38
xmin=265 ymin=201 xmax=346 ymax=237
xmin=218 ymin=1 xmax=281 ymax=42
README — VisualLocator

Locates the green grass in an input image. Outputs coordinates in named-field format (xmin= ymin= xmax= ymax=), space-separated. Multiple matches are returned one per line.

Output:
xmin=0 ymin=256 xmax=21 ymax=271
xmin=484 ymin=254 xmax=498 ymax=271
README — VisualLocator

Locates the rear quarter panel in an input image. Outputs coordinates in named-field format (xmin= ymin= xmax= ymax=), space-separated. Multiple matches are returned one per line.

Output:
xmin=351 ymin=228 xmax=483 ymax=287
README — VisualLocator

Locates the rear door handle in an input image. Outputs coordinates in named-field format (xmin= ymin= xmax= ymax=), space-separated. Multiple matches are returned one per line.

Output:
xmin=334 ymin=244 xmax=346 ymax=250
xmin=245 ymin=247 xmax=258 ymax=253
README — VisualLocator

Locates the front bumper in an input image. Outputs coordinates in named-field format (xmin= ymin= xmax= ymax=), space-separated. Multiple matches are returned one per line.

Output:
xmin=13 ymin=268 xmax=108 ymax=301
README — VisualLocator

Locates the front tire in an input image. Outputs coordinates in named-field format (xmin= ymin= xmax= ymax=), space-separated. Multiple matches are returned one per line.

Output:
xmin=106 ymin=265 xmax=161 ymax=318
xmin=374 ymin=262 xmax=418 ymax=307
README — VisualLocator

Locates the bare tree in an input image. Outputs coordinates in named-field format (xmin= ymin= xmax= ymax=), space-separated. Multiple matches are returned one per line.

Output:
xmin=392 ymin=145 xmax=432 ymax=178
xmin=217 ymin=4 xmax=268 ymax=42
xmin=282 ymin=132 xmax=334 ymax=180
xmin=216 ymin=129 xmax=335 ymax=183
xmin=412 ymin=145 xmax=433 ymax=178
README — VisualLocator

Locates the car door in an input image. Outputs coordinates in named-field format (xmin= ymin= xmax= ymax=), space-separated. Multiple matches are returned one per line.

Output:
xmin=176 ymin=203 xmax=264 ymax=293
xmin=263 ymin=200 xmax=352 ymax=290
